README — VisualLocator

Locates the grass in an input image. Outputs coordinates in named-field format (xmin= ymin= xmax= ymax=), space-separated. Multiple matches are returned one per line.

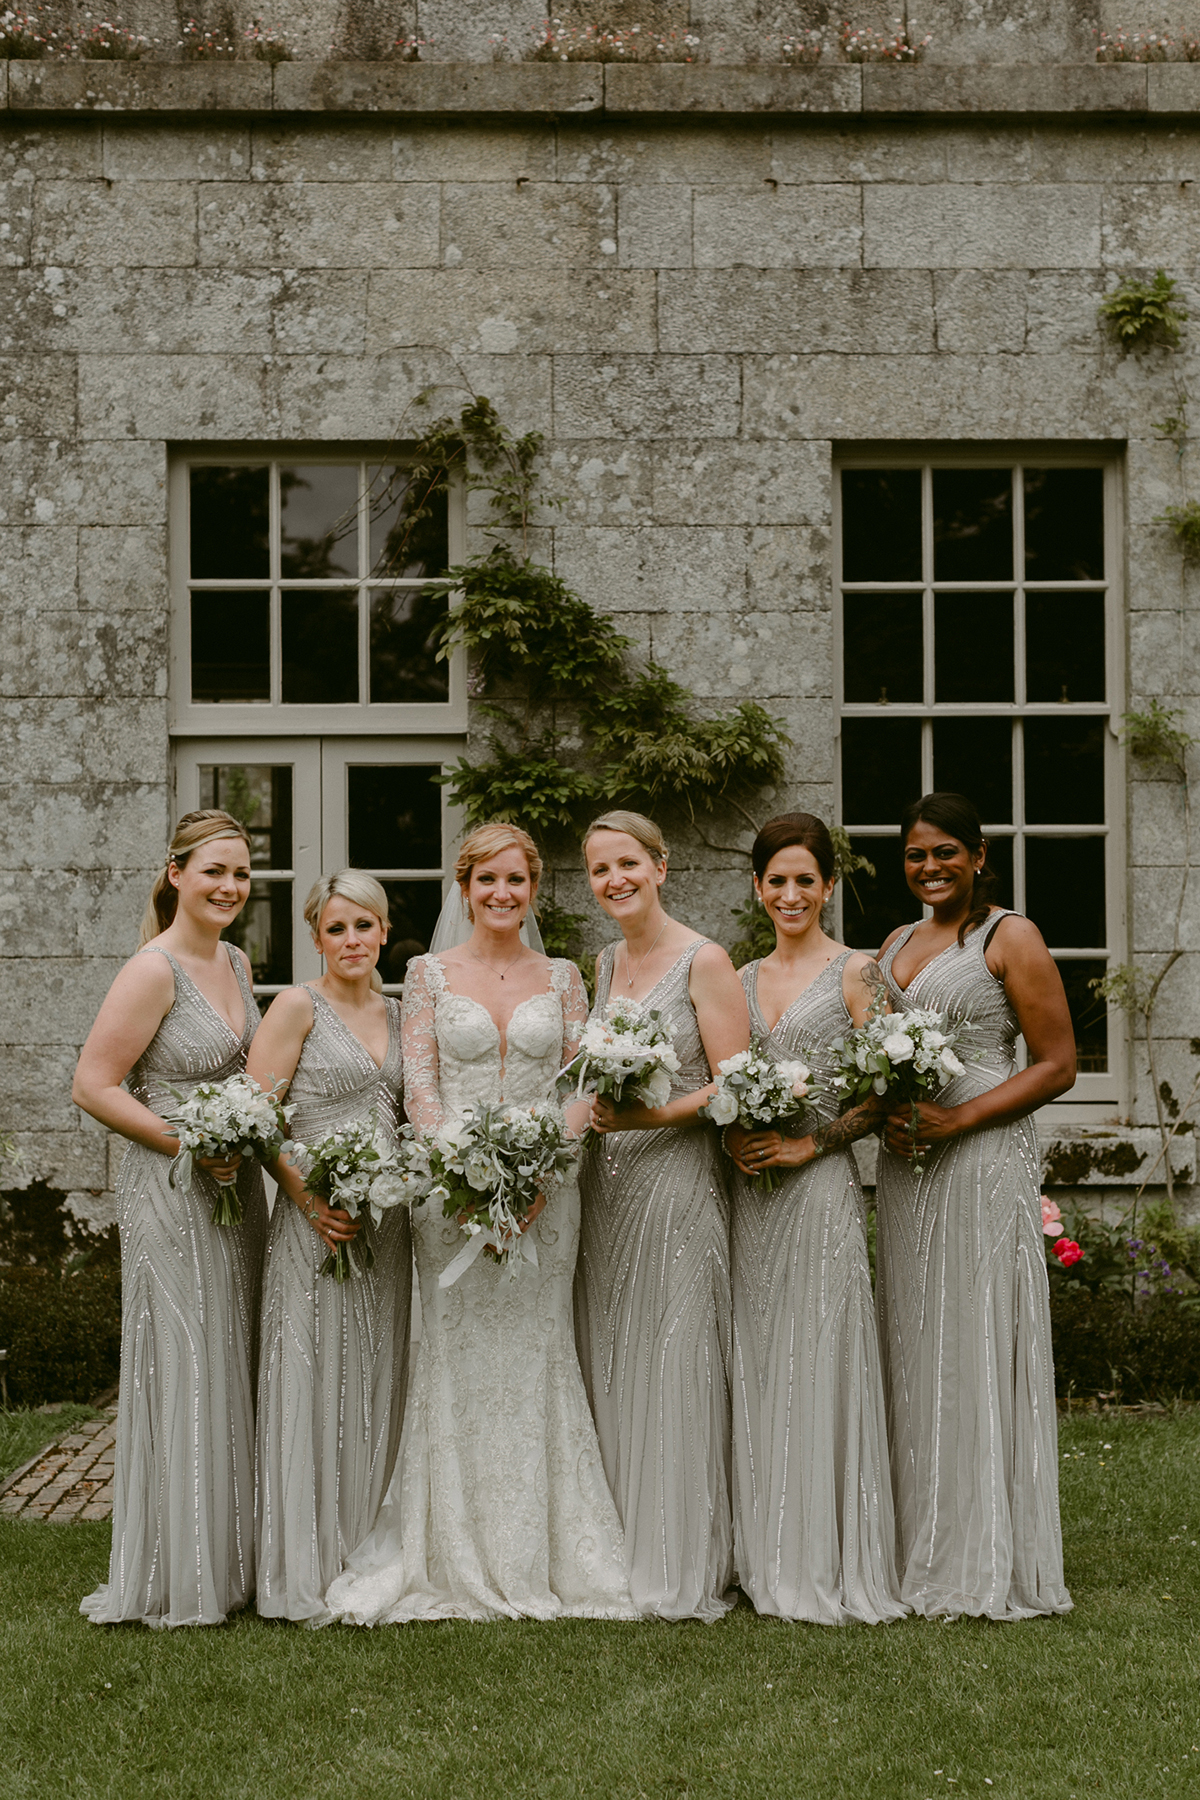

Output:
xmin=0 ymin=1410 xmax=1198 ymax=1799
xmin=0 ymin=1404 xmax=104 ymax=1484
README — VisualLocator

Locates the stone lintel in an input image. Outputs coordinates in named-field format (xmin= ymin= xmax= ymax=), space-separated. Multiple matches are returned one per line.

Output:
xmin=861 ymin=62 xmax=1150 ymax=116
xmin=602 ymin=64 xmax=862 ymax=114
xmin=7 ymin=59 xmax=273 ymax=113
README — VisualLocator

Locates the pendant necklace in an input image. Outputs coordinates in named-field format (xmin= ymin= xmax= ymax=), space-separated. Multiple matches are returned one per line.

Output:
xmin=624 ymin=920 xmax=668 ymax=989
xmin=469 ymin=947 xmax=525 ymax=982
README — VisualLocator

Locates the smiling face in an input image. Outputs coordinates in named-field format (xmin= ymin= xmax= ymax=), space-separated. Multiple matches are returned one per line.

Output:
xmin=902 ymin=818 xmax=984 ymax=912
xmin=585 ymin=829 xmax=667 ymax=928
xmin=462 ymin=845 xmax=536 ymax=936
xmin=755 ymin=844 xmax=834 ymax=942
xmin=314 ymin=893 xmax=387 ymax=981
xmin=169 ymin=836 xmax=251 ymax=934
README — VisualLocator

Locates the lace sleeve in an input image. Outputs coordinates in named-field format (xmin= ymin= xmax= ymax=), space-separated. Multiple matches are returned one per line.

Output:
xmin=558 ymin=961 xmax=591 ymax=1066
xmin=400 ymin=956 xmax=444 ymax=1136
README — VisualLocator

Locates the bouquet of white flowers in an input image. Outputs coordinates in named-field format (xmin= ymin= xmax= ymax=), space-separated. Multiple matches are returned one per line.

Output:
xmin=827 ymin=1001 xmax=967 ymax=1175
xmin=162 ymin=1072 xmax=292 ymax=1227
xmin=290 ymin=1114 xmax=417 ymax=1282
xmin=426 ymin=1103 xmax=577 ymax=1288
xmin=699 ymin=1040 xmax=811 ymax=1191
xmin=556 ymin=997 xmax=680 ymax=1141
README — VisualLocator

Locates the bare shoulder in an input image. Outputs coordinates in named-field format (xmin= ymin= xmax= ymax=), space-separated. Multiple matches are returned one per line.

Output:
xmin=113 ymin=947 xmax=176 ymax=1006
xmin=262 ymin=984 xmax=316 ymax=1026
xmin=690 ymin=939 xmax=737 ymax=978
xmin=982 ymin=910 xmax=1049 ymax=972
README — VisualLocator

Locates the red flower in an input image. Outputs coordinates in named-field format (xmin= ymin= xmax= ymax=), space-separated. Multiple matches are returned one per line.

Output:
xmin=1053 ymin=1238 xmax=1084 ymax=1267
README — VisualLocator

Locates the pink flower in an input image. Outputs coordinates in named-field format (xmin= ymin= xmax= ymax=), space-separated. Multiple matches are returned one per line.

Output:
xmin=1053 ymin=1238 xmax=1084 ymax=1268
xmin=1041 ymin=1195 xmax=1064 ymax=1239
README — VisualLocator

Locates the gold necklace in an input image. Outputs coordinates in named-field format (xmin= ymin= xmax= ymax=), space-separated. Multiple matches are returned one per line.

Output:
xmin=623 ymin=920 xmax=668 ymax=989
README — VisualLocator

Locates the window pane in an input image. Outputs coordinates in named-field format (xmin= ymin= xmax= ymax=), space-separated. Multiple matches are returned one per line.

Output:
xmin=347 ymin=765 xmax=442 ymax=869
xmin=198 ymin=764 xmax=293 ymax=870
xmin=933 ymin=718 xmax=1012 ymax=823
xmin=189 ymin=466 xmax=269 ymax=579
xmin=1024 ymin=718 xmax=1105 ymax=823
xmin=980 ymin=832 xmax=1014 ymax=909
xmin=281 ymin=589 xmax=358 ymax=704
xmin=378 ymin=879 xmax=444 ymax=985
xmin=932 ymin=468 xmax=1013 ymax=581
xmin=368 ymin=466 xmax=451 ymax=579
xmin=1026 ymin=593 xmax=1105 ymax=703
xmin=842 ymin=593 xmax=922 ymax=704
xmin=934 ymin=593 xmax=1014 ymax=702
xmin=1024 ymin=468 xmax=1104 ymax=580
xmin=840 ymin=470 xmax=922 ymax=582
xmin=840 ymin=835 xmax=915 ymax=951
xmin=841 ymin=718 xmax=922 ymax=826
xmin=223 ymin=879 xmax=293 ymax=988
xmin=1055 ymin=958 xmax=1108 ymax=1073
xmin=279 ymin=464 xmax=359 ymax=578
xmin=369 ymin=587 xmax=450 ymax=704
xmin=1025 ymin=838 xmax=1106 ymax=948
xmin=191 ymin=591 xmax=270 ymax=702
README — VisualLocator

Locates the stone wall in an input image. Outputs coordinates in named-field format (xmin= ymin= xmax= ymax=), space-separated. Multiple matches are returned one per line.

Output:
xmin=0 ymin=69 xmax=1196 ymax=1228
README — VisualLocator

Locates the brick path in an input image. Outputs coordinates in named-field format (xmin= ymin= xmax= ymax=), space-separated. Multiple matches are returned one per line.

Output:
xmin=0 ymin=1408 xmax=117 ymax=1521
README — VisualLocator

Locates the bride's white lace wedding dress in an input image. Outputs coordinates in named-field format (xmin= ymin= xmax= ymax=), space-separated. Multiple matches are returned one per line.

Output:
xmin=324 ymin=953 xmax=636 ymax=1624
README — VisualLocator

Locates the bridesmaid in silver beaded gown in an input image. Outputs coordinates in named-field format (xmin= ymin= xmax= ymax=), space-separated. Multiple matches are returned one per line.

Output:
xmin=248 ymin=873 xmax=411 ymax=1624
xmin=875 ymin=793 xmax=1075 ymax=1621
xmin=725 ymin=813 xmax=905 ymax=1625
xmin=73 ymin=812 xmax=267 ymax=1628
xmin=576 ymin=811 xmax=750 ymax=1622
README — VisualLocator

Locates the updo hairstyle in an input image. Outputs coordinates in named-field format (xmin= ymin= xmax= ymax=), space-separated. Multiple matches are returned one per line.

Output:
xmin=138 ymin=809 xmax=250 ymax=947
xmin=899 ymin=791 xmax=1000 ymax=945
xmin=751 ymin=812 xmax=836 ymax=885
xmin=304 ymin=869 xmax=391 ymax=994
xmin=454 ymin=822 xmax=543 ymax=923
xmin=581 ymin=810 xmax=669 ymax=865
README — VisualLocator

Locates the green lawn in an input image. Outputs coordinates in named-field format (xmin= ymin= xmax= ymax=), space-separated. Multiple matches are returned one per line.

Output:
xmin=0 ymin=1405 xmax=104 ymax=1484
xmin=1 ymin=1410 xmax=1198 ymax=1800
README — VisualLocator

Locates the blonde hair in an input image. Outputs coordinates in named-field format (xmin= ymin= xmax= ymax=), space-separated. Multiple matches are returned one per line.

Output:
xmin=454 ymin=822 xmax=544 ymax=892
xmin=139 ymin=810 xmax=251 ymax=946
xmin=582 ymin=809 xmax=669 ymax=865
xmin=304 ymin=869 xmax=391 ymax=993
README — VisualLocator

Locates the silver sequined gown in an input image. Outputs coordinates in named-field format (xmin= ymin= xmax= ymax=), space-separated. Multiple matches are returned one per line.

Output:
xmin=255 ymin=988 xmax=411 ymax=1623
xmin=875 ymin=911 xmax=1071 ymax=1620
xmin=81 ymin=945 xmax=268 ymax=1629
xmin=732 ymin=955 xmax=905 ymax=1625
xmin=575 ymin=940 xmax=735 ymax=1623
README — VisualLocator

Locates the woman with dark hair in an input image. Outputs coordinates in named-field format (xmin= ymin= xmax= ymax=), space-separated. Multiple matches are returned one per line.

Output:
xmin=875 ymin=791 xmax=1075 ymax=1620
xmin=724 ymin=813 xmax=905 ymax=1624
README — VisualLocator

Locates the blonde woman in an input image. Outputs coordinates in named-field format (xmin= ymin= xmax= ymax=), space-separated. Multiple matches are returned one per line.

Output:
xmin=73 ymin=810 xmax=267 ymax=1628
xmin=576 ymin=810 xmax=750 ymax=1622
xmin=247 ymin=871 xmax=410 ymax=1624
xmin=327 ymin=822 xmax=635 ymax=1624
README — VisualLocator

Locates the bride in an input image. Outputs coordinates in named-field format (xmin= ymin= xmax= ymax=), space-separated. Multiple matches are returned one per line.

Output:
xmin=325 ymin=822 xmax=636 ymax=1623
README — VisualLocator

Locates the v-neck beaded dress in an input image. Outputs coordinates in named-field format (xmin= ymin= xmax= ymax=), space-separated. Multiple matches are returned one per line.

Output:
xmin=732 ymin=956 xmax=905 ymax=1625
xmin=81 ymin=944 xmax=268 ymax=1629
xmin=325 ymin=953 xmax=634 ymax=1624
xmin=255 ymin=987 xmax=411 ymax=1624
xmin=575 ymin=940 xmax=735 ymax=1623
xmin=875 ymin=911 xmax=1071 ymax=1620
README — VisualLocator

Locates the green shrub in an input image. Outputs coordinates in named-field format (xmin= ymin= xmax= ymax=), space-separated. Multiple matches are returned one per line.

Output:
xmin=1050 ymin=1288 xmax=1200 ymax=1401
xmin=0 ymin=1269 xmax=122 ymax=1407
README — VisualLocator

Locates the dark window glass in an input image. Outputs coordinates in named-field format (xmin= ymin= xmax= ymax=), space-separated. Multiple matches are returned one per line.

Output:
xmin=840 ymin=835 xmax=916 ymax=951
xmin=1026 ymin=594 xmax=1105 ymax=703
xmin=1055 ymin=958 xmax=1108 ymax=1073
xmin=378 ymin=880 xmax=445 ymax=985
xmin=281 ymin=590 xmax=358 ymax=704
xmin=1025 ymin=837 xmax=1106 ymax=949
xmin=279 ymin=464 xmax=359 ymax=578
xmin=198 ymin=763 xmax=293 ymax=870
xmin=840 ymin=718 xmax=923 ymax=826
xmin=223 ymin=879 xmax=293 ymax=988
xmin=934 ymin=594 xmax=1014 ymax=702
xmin=347 ymin=765 xmax=442 ymax=869
xmin=842 ymin=593 xmax=923 ymax=704
xmin=191 ymin=591 xmax=270 ymax=702
xmin=368 ymin=465 xmax=451 ymax=579
xmin=1024 ymin=468 xmax=1104 ymax=580
xmin=932 ymin=718 xmax=1013 ymax=823
xmin=189 ymin=466 xmax=269 ymax=579
xmin=933 ymin=468 xmax=1013 ymax=581
xmin=1024 ymin=718 xmax=1105 ymax=823
xmin=979 ymin=833 xmax=1014 ymax=910
xmin=369 ymin=588 xmax=450 ymax=704
xmin=841 ymin=470 xmax=922 ymax=582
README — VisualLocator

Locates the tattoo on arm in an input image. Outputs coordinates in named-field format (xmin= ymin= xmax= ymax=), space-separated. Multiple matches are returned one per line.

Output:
xmin=860 ymin=959 xmax=886 ymax=1010
xmin=812 ymin=1093 xmax=886 ymax=1157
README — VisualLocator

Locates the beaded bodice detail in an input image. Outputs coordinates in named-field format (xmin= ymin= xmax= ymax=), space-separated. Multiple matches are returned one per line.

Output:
xmin=127 ymin=944 xmax=257 ymax=1112
xmin=592 ymin=940 xmax=713 ymax=1095
xmin=742 ymin=951 xmax=855 ymax=1131
xmin=286 ymin=988 xmax=404 ymax=1149
xmin=879 ymin=911 xmax=1019 ymax=1092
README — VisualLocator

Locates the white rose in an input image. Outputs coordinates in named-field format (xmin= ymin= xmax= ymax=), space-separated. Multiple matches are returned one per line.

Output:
xmin=939 ymin=1048 xmax=964 ymax=1077
xmin=641 ymin=1066 xmax=672 ymax=1109
xmin=707 ymin=1087 xmax=740 ymax=1127
xmin=883 ymin=1033 xmax=915 ymax=1063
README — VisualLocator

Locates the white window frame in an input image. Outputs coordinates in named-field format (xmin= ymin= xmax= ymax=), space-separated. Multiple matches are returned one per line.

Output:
xmin=833 ymin=444 xmax=1127 ymax=1120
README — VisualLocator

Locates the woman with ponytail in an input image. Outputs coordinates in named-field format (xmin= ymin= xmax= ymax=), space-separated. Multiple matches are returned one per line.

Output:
xmin=874 ymin=792 xmax=1076 ymax=1620
xmin=73 ymin=811 xmax=268 ymax=1627
xmin=246 ymin=870 xmax=411 ymax=1622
